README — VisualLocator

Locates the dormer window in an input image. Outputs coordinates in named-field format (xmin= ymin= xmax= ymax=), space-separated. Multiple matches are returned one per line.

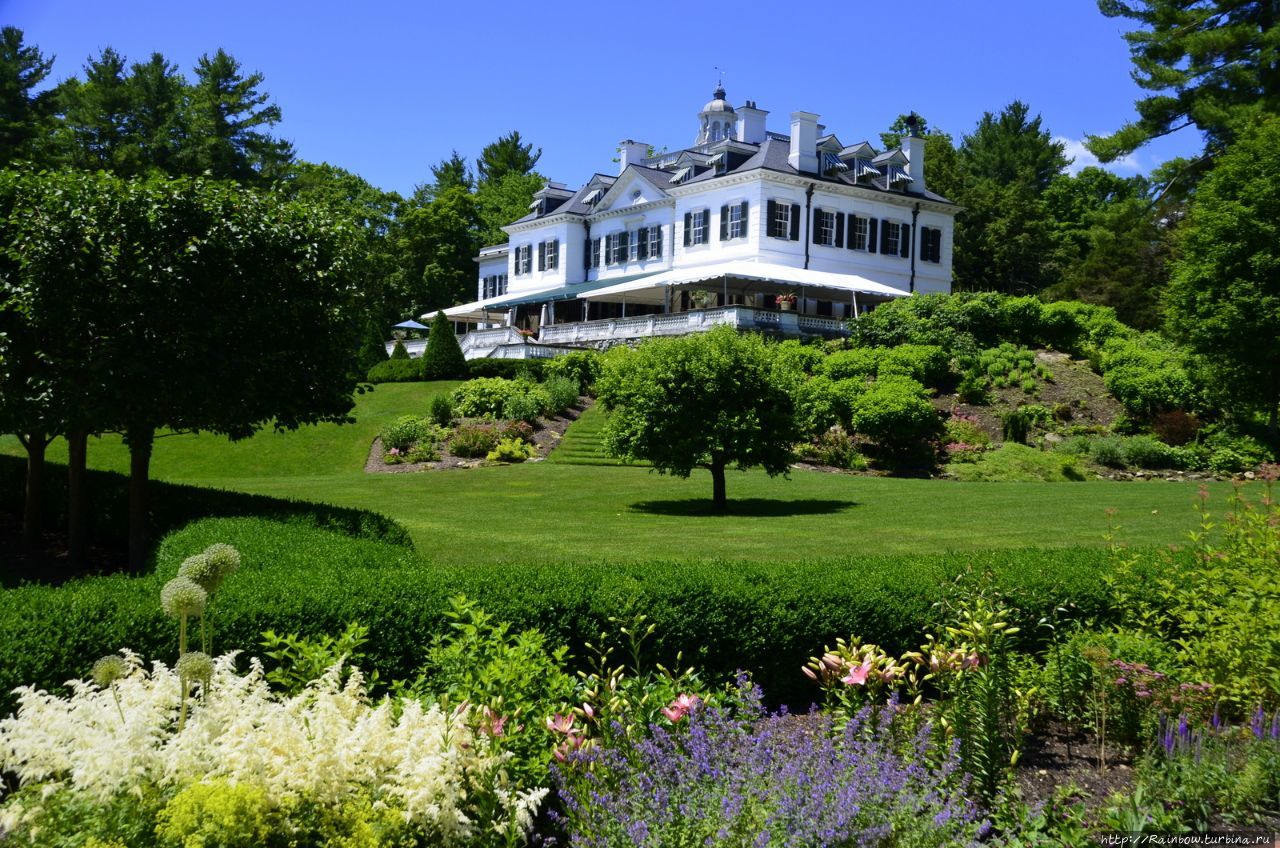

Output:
xmin=853 ymin=159 xmax=881 ymax=181
xmin=822 ymin=152 xmax=848 ymax=176
xmin=887 ymin=164 xmax=913 ymax=188
xmin=582 ymin=188 xmax=602 ymax=207
xmin=671 ymin=166 xmax=692 ymax=184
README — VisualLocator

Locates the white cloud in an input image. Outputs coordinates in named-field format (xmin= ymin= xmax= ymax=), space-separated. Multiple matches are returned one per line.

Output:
xmin=1054 ymin=136 xmax=1141 ymax=175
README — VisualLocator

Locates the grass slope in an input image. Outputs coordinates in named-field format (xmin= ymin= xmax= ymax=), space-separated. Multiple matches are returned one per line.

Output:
xmin=546 ymin=404 xmax=647 ymax=466
xmin=1 ymin=381 xmax=1236 ymax=565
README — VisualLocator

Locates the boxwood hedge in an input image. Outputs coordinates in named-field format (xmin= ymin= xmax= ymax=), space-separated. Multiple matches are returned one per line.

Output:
xmin=0 ymin=516 xmax=1125 ymax=713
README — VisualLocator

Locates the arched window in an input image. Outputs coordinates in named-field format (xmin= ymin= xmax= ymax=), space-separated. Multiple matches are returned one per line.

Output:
xmin=710 ymin=122 xmax=721 ymax=141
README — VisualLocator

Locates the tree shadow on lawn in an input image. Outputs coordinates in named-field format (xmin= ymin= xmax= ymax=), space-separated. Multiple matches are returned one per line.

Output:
xmin=628 ymin=498 xmax=858 ymax=518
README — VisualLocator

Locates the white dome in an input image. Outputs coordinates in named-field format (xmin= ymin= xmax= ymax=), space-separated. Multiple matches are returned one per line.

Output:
xmin=701 ymin=86 xmax=735 ymax=114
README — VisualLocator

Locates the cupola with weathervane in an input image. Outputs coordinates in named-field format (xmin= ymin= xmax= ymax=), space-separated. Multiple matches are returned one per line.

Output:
xmin=696 ymin=83 xmax=736 ymax=145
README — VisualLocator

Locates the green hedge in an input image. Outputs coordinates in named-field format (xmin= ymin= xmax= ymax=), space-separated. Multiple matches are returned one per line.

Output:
xmin=466 ymin=358 xmax=546 ymax=381
xmin=0 ymin=456 xmax=412 ymax=554
xmin=0 ymin=516 xmax=1123 ymax=713
xmin=366 ymin=358 xmax=423 ymax=383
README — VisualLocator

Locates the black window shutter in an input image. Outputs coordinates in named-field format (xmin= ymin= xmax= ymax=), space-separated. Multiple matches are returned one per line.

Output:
xmin=583 ymin=239 xmax=590 ymax=269
xmin=656 ymin=226 xmax=663 ymax=257
xmin=868 ymin=218 xmax=878 ymax=253
xmin=619 ymin=231 xmax=629 ymax=259
xmin=740 ymin=201 xmax=749 ymax=235
xmin=900 ymin=224 xmax=910 ymax=258
xmin=812 ymin=209 xmax=822 ymax=244
xmin=766 ymin=199 xmax=778 ymax=237
xmin=789 ymin=203 xmax=801 ymax=241
xmin=848 ymin=215 xmax=859 ymax=250
xmin=879 ymin=220 xmax=890 ymax=254
xmin=720 ymin=205 xmax=729 ymax=241
xmin=934 ymin=229 xmax=942 ymax=262
xmin=638 ymin=231 xmax=648 ymax=261
xmin=684 ymin=212 xmax=692 ymax=246
xmin=835 ymin=212 xmax=845 ymax=249
xmin=538 ymin=242 xmax=546 ymax=271
xmin=702 ymin=209 xmax=711 ymax=244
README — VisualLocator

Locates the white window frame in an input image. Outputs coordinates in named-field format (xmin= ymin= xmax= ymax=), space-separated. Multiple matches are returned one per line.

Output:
xmin=515 ymin=245 xmax=532 ymax=275
xmin=771 ymin=202 xmax=790 ymax=239
xmin=727 ymin=204 xmax=745 ymax=239
xmin=691 ymin=210 xmax=707 ymax=245
xmin=544 ymin=239 xmax=558 ymax=271
xmin=817 ymin=209 xmax=836 ymax=246
xmin=628 ymin=230 xmax=640 ymax=262
xmin=850 ymin=216 xmax=868 ymax=251
xmin=646 ymin=225 xmax=661 ymax=258
xmin=884 ymin=222 xmax=901 ymax=256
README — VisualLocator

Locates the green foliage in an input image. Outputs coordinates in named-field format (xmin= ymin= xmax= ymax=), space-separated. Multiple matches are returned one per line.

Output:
xmin=771 ymin=339 xmax=827 ymax=376
xmin=820 ymin=348 xmax=880 ymax=381
xmin=428 ymin=392 xmax=454 ymax=427
xmin=791 ymin=375 xmax=843 ymax=438
xmin=1001 ymin=408 xmax=1032 ymax=445
xmin=877 ymin=344 xmax=952 ymax=388
xmin=801 ymin=427 xmax=867 ymax=471
xmin=597 ymin=327 xmax=800 ymax=507
xmin=155 ymin=780 xmax=278 ymax=848
xmin=543 ymin=350 xmax=601 ymax=394
xmin=1166 ymin=116 xmax=1280 ymax=450
xmin=501 ymin=381 xmax=551 ymax=424
xmin=476 ymin=130 xmax=542 ymax=184
xmin=1099 ymin=333 xmax=1196 ymax=419
xmin=390 ymin=339 xmax=410 ymax=360
xmin=389 ymin=185 xmax=481 ymax=315
xmin=421 ymin=311 xmax=467 ymax=380
xmin=948 ymin=443 xmax=1086 ymax=482
xmin=260 ymin=622 xmax=377 ymax=695
xmin=486 ymin=437 xmax=537 ymax=463
xmin=448 ymin=422 xmax=500 ymax=458
xmin=409 ymin=596 xmax=575 ymax=787
xmin=465 ymin=358 xmax=546 ymax=381
xmin=944 ymin=414 xmax=990 ymax=448
xmin=1202 ymin=430 xmax=1271 ymax=474
xmin=365 ymin=358 xmax=422 ymax=383
xmin=0 ymin=516 xmax=1119 ymax=718
xmin=0 ymin=27 xmax=55 ymax=168
xmin=381 ymin=415 xmax=430 ymax=452
xmin=849 ymin=376 xmax=940 ymax=461
xmin=452 ymin=377 xmax=518 ymax=419
xmin=542 ymin=375 xmax=580 ymax=415
xmin=1107 ymin=487 xmax=1280 ymax=712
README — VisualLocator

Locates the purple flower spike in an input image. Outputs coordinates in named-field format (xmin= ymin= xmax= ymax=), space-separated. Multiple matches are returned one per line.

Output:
xmin=1251 ymin=705 xmax=1265 ymax=740
xmin=1271 ymin=710 xmax=1280 ymax=741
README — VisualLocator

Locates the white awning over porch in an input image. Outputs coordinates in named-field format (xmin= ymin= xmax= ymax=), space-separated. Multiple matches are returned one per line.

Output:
xmin=578 ymin=261 xmax=911 ymax=305
xmin=421 ymin=282 xmax=568 ymax=322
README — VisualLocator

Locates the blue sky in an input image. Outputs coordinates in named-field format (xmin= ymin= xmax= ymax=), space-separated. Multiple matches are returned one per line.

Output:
xmin=7 ymin=0 xmax=1201 ymax=196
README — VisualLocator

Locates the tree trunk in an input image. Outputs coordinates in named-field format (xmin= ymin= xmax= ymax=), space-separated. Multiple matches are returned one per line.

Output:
xmin=67 ymin=429 xmax=88 ymax=569
xmin=710 ymin=461 xmax=727 ymax=511
xmin=20 ymin=433 xmax=47 ymax=550
xmin=127 ymin=425 xmax=154 ymax=572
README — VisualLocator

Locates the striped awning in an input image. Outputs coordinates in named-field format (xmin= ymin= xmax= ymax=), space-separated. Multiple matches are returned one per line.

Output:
xmin=888 ymin=165 xmax=913 ymax=184
xmin=853 ymin=159 xmax=882 ymax=179
xmin=823 ymin=152 xmax=849 ymax=173
xmin=708 ymin=151 xmax=726 ymax=165
xmin=582 ymin=188 xmax=603 ymax=205
xmin=670 ymin=166 xmax=692 ymax=183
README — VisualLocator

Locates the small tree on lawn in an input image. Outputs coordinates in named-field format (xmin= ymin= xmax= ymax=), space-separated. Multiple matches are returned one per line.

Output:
xmin=421 ymin=310 xmax=467 ymax=380
xmin=389 ymin=338 xmax=410 ymax=360
xmin=596 ymin=326 xmax=799 ymax=510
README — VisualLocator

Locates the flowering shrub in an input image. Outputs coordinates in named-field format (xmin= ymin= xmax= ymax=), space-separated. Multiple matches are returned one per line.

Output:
xmin=487 ymin=437 xmax=538 ymax=463
xmin=553 ymin=685 xmax=986 ymax=848
xmin=450 ymin=422 xmax=501 ymax=458
xmin=0 ymin=651 xmax=546 ymax=847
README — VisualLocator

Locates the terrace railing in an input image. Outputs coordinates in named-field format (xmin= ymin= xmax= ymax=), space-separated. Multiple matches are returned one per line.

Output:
xmin=536 ymin=306 xmax=848 ymax=345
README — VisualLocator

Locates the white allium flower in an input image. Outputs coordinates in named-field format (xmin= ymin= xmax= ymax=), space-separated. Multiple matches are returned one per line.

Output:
xmin=90 ymin=656 xmax=128 ymax=689
xmin=176 ymin=554 xmax=220 ymax=595
xmin=160 ymin=577 xmax=207 ymax=619
xmin=202 ymin=543 xmax=241 ymax=583
xmin=175 ymin=652 xmax=213 ymax=688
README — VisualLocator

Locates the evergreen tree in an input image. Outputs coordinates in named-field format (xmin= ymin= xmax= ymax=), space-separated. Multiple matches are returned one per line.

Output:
xmin=0 ymin=27 xmax=55 ymax=167
xmin=477 ymin=130 xmax=541 ymax=183
xmin=123 ymin=53 xmax=187 ymax=175
xmin=56 ymin=48 xmax=134 ymax=172
xmin=961 ymin=100 xmax=1068 ymax=193
xmin=183 ymin=48 xmax=293 ymax=182
xmin=474 ymin=170 xmax=543 ymax=246
xmin=421 ymin=310 xmax=467 ymax=380
xmin=1089 ymin=0 xmax=1280 ymax=171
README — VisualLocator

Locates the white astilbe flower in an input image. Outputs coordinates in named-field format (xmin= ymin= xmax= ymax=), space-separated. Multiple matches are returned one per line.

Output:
xmin=0 ymin=651 xmax=545 ymax=844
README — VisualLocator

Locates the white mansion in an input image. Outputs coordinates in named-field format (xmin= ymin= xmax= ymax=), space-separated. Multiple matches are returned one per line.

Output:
xmin=421 ymin=88 xmax=958 ymax=359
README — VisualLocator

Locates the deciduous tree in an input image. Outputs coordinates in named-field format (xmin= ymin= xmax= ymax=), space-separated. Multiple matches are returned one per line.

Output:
xmin=596 ymin=327 xmax=799 ymax=510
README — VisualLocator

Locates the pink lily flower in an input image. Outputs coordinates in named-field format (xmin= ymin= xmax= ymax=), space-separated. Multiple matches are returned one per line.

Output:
xmin=546 ymin=713 xmax=575 ymax=735
xmin=841 ymin=659 xmax=873 ymax=686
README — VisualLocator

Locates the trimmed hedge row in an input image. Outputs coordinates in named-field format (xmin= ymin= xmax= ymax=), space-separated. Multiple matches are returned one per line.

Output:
xmin=0 ymin=456 xmax=412 ymax=552
xmin=0 ymin=516 xmax=1123 ymax=712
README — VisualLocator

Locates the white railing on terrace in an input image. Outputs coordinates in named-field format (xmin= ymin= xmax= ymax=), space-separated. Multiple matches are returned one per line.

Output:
xmin=385 ymin=338 xmax=427 ymax=358
xmin=536 ymin=306 xmax=848 ymax=345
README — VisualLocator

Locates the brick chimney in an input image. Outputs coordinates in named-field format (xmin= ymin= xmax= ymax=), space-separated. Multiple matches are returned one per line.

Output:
xmin=788 ymin=111 xmax=819 ymax=174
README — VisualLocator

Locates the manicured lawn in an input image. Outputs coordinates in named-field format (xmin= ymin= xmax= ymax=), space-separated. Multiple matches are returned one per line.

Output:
xmin=1 ymin=381 xmax=1237 ymax=564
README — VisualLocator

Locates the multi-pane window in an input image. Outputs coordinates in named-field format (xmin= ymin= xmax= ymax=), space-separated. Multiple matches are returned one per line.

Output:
xmin=515 ymin=245 xmax=532 ymax=275
xmin=646 ymin=225 xmax=662 ymax=258
xmin=543 ymin=239 xmax=558 ymax=271
xmin=770 ymin=202 xmax=790 ymax=239
xmin=727 ymin=203 xmax=745 ymax=239
xmin=481 ymin=273 xmax=509 ymax=298
xmin=628 ymin=231 xmax=640 ymax=262
xmin=920 ymin=227 xmax=943 ymax=263
xmin=883 ymin=222 xmax=901 ymax=256
xmin=591 ymin=238 xmax=601 ymax=268
xmin=691 ymin=209 xmax=707 ymax=245
xmin=849 ymin=216 xmax=869 ymax=251
xmin=816 ymin=210 xmax=836 ymax=246
xmin=606 ymin=231 xmax=631 ymax=265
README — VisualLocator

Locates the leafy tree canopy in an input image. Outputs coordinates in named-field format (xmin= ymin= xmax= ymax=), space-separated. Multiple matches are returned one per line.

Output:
xmin=961 ymin=100 xmax=1068 ymax=192
xmin=0 ymin=27 xmax=55 ymax=167
xmin=1165 ymin=115 xmax=1280 ymax=449
xmin=596 ymin=326 xmax=799 ymax=509
xmin=182 ymin=48 xmax=293 ymax=182
xmin=1088 ymin=0 xmax=1280 ymax=169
